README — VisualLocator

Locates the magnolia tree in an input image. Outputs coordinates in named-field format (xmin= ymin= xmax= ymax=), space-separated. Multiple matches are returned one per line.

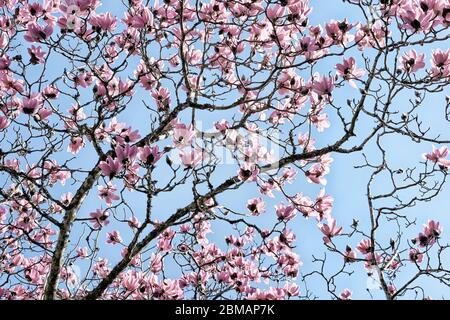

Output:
xmin=0 ymin=0 xmax=449 ymax=300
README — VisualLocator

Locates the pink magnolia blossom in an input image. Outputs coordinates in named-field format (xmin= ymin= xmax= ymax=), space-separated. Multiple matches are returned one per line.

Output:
xmin=67 ymin=136 xmax=84 ymax=154
xmin=139 ymin=145 xmax=163 ymax=166
xmin=99 ymin=156 xmax=123 ymax=178
xmin=98 ymin=182 xmax=120 ymax=206
xmin=24 ymin=23 xmax=53 ymax=42
xmin=238 ymin=162 xmax=260 ymax=182
xmin=399 ymin=50 xmax=426 ymax=73
xmin=27 ymin=45 xmax=46 ymax=64
xmin=106 ymin=230 xmax=122 ymax=245
xmin=246 ymin=198 xmax=266 ymax=216
xmin=89 ymin=209 xmax=110 ymax=229
xmin=179 ymin=148 xmax=204 ymax=168
xmin=319 ymin=218 xmax=343 ymax=244
xmin=423 ymin=145 xmax=450 ymax=168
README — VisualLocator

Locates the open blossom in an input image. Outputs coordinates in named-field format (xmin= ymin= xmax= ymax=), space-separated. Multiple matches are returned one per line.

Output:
xmin=139 ymin=145 xmax=163 ymax=166
xmin=106 ymin=230 xmax=122 ymax=245
xmin=238 ymin=162 xmax=260 ymax=182
xmin=67 ymin=136 xmax=84 ymax=154
xmin=21 ymin=94 xmax=43 ymax=115
xmin=356 ymin=239 xmax=372 ymax=254
xmin=179 ymin=148 xmax=203 ymax=168
xmin=89 ymin=12 xmax=117 ymax=32
xmin=24 ymin=22 xmax=53 ymax=42
xmin=423 ymin=145 xmax=450 ymax=168
xmin=115 ymin=144 xmax=138 ymax=165
xmin=247 ymin=197 xmax=266 ymax=216
xmin=89 ymin=209 xmax=110 ymax=229
xmin=99 ymin=156 xmax=123 ymax=178
xmin=400 ymin=7 xmax=434 ymax=33
xmin=319 ymin=218 xmax=343 ymax=244
xmin=151 ymin=87 xmax=171 ymax=111
xmin=172 ymin=123 xmax=196 ymax=148
xmin=415 ymin=220 xmax=442 ymax=247
xmin=399 ymin=50 xmax=426 ymax=73
xmin=28 ymin=45 xmax=46 ymax=64
xmin=409 ymin=248 xmax=424 ymax=263
xmin=312 ymin=75 xmax=335 ymax=99
xmin=430 ymin=49 xmax=450 ymax=78
xmin=98 ymin=182 xmax=120 ymax=206
xmin=336 ymin=57 xmax=365 ymax=81
xmin=275 ymin=203 xmax=297 ymax=221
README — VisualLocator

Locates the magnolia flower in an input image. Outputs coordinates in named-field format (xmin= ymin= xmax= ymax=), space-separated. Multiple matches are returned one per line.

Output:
xmin=275 ymin=203 xmax=297 ymax=221
xmin=28 ymin=45 xmax=46 ymax=64
xmin=139 ymin=145 xmax=163 ymax=166
xmin=99 ymin=156 xmax=123 ymax=178
xmin=24 ymin=22 xmax=53 ymax=42
xmin=238 ymin=162 xmax=260 ymax=182
xmin=247 ymin=198 xmax=266 ymax=216
xmin=423 ymin=145 xmax=450 ymax=168
xmin=67 ymin=136 xmax=84 ymax=154
xmin=319 ymin=218 xmax=343 ymax=244
xmin=340 ymin=289 xmax=352 ymax=300
xmin=21 ymin=94 xmax=42 ymax=115
xmin=399 ymin=50 xmax=426 ymax=73
xmin=98 ymin=182 xmax=120 ymax=206
xmin=179 ymin=148 xmax=203 ymax=168
xmin=89 ymin=209 xmax=110 ymax=229
xmin=106 ymin=230 xmax=122 ymax=245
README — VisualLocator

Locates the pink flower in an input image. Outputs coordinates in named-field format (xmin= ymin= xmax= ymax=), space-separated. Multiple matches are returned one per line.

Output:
xmin=21 ymin=94 xmax=42 ymax=115
xmin=67 ymin=136 xmax=84 ymax=154
xmin=173 ymin=123 xmax=196 ymax=148
xmin=340 ymin=289 xmax=352 ymax=300
xmin=336 ymin=57 xmax=365 ymax=80
xmin=89 ymin=209 xmax=110 ymax=229
xmin=121 ymin=272 xmax=139 ymax=292
xmin=139 ymin=145 xmax=163 ymax=166
xmin=24 ymin=23 xmax=53 ymax=42
xmin=106 ymin=230 xmax=122 ymax=245
xmin=43 ymin=85 xmax=59 ymax=99
xmin=115 ymin=144 xmax=138 ymax=165
xmin=312 ymin=75 xmax=334 ymax=100
xmin=179 ymin=148 xmax=203 ymax=168
xmin=151 ymin=87 xmax=171 ymax=111
xmin=325 ymin=19 xmax=354 ymax=45
xmin=0 ymin=116 xmax=10 ymax=131
xmin=275 ymin=203 xmax=297 ymax=221
xmin=27 ymin=45 xmax=46 ymax=64
xmin=416 ymin=220 xmax=442 ymax=247
xmin=98 ymin=182 xmax=120 ymax=206
xmin=409 ymin=248 xmax=424 ymax=263
xmin=423 ymin=145 xmax=450 ymax=168
xmin=399 ymin=50 xmax=426 ymax=73
xmin=319 ymin=218 xmax=343 ymax=244
xmin=238 ymin=163 xmax=260 ymax=182
xmin=0 ymin=56 xmax=11 ymax=70
xmin=246 ymin=198 xmax=265 ymax=216
xmin=89 ymin=12 xmax=117 ymax=32
xmin=400 ymin=7 xmax=434 ymax=33
xmin=344 ymin=246 xmax=357 ymax=263
xmin=76 ymin=247 xmax=88 ymax=258
xmin=99 ymin=156 xmax=123 ymax=178
xmin=306 ymin=164 xmax=330 ymax=185
xmin=356 ymin=239 xmax=372 ymax=254
xmin=430 ymin=49 xmax=450 ymax=78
